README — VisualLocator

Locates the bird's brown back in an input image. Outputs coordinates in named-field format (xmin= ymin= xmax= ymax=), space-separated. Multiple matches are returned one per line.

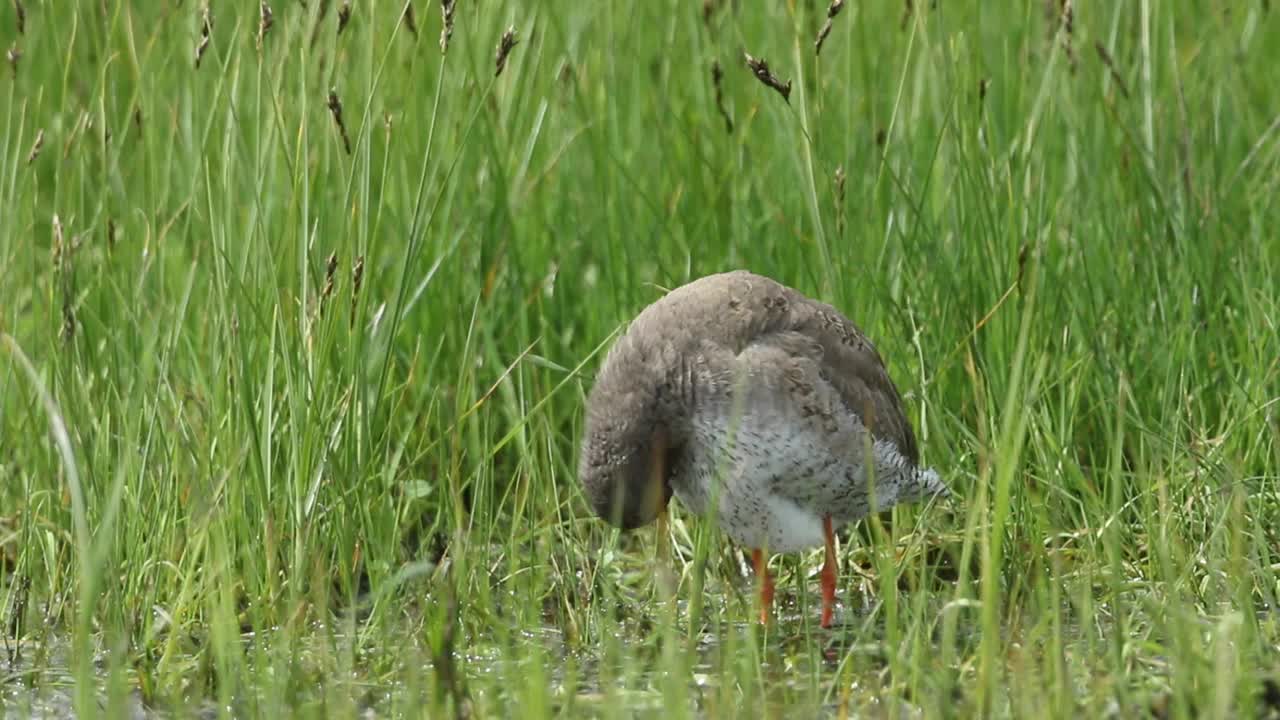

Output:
xmin=624 ymin=270 xmax=921 ymax=464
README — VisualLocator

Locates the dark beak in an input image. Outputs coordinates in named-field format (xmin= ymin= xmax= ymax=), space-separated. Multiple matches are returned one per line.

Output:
xmin=643 ymin=426 xmax=672 ymax=522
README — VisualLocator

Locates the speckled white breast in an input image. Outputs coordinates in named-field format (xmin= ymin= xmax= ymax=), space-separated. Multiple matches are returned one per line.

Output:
xmin=669 ymin=409 xmax=940 ymax=553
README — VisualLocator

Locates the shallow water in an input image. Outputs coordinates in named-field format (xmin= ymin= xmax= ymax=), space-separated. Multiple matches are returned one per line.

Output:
xmin=0 ymin=605 xmax=929 ymax=719
xmin=1 ymin=643 xmax=147 ymax=720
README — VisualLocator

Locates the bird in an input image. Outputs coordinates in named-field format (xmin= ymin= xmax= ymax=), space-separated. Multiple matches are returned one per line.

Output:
xmin=578 ymin=270 xmax=948 ymax=628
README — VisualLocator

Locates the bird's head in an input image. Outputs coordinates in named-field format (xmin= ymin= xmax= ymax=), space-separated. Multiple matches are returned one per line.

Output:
xmin=578 ymin=401 xmax=674 ymax=531
xmin=578 ymin=330 xmax=683 ymax=530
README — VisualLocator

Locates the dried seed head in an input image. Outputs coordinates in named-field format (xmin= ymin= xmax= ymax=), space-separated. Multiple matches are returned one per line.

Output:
xmin=743 ymin=52 xmax=791 ymax=103
xmin=351 ymin=255 xmax=365 ymax=326
xmin=814 ymin=0 xmax=845 ymax=56
xmin=51 ymin=214 xmax=64 ymax=270
xmin=439 ymin=0 xmax=457 ymax=54
xmin=195 ymin=6 xmax=213 ymax=68
xmin=978 ymin=77 xmax=990 ymax=103
xmin=711 ymin=60 xmax=733 ymax=134
xmin=1045 ymin=0 xmax=1076 ymax=71
xmin=259 ymin=2 xmax=274 ymax=49
xmin=14 ymin=0 xmax=25 ymax=35
xmin=107 ymin=218 xmax=117 ymax=250
xmin=338 ymin=0 xmax=351 ymax=35
xmin=26 ymin=129 xmax=43 ymax=165
xmin=327 ymin=89 xmax=352 ymax=155
xmin=494 ymin=26 xmax=518 ymax=77
xmin=6 ymin=43 xmax=20 ymax=77
xmin=322 ymin=251 xmax=338 ymax=303
xmin=403 ymin=2 xmax=418 ymax=38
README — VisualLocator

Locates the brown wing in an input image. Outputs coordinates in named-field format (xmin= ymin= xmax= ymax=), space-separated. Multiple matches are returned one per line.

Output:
xmin=777 ymin=286 xmax=921 ymax=465
xmin=624 ymin=270 xmax=921 ymax=464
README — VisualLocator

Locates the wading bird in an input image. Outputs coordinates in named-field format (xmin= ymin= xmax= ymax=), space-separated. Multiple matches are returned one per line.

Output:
xmin=579 ymin=270 xmax=947 ymax=627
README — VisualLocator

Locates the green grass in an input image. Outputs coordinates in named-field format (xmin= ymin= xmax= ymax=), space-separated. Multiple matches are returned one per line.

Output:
xmin=1 ymin=0 xmax=1278 ymax=717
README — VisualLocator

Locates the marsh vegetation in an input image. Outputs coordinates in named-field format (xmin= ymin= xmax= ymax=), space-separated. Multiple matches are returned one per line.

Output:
xmin=1 ymin=1 xmax=1278 ymax=717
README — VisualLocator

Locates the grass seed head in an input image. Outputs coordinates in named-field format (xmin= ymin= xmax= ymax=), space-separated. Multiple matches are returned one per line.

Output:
xmin=338 ymin=0 xmax=351 ymax=35
xmin=195 ymin=6 xmax=213 ymax=68
xmin=814 ymin=0 xmax=845 ymax=55
xmin=403 ymin=2 xmax=418 ymax=38
xmin=711 ymin=60 xmax=733 ymax=133
xmin=26 ymin=129 xmax=42 ymax=165
xmin=52 ymin=214 xmax=64 ymax=270
xmin=1045 ymin=0 xmax=1076 ymax=71
xmin=440 ymin=0 xmax=457 ymax=54
xmin=192 ymin=37 xmax=209 ymax=67
xmin=7 ymin=43 xmax=20 ymax=77
xmin=327 ymin=89 xmax=352 ymax=155
xmin=322 ymin=252 xmax=338 ymax=304
xmin=258 ymin=2 xmax=273 ymax=49
xmin=494 ymin=26 xmax=518 ymax=77
xmin=743 ymin=52 xmax=791 ymax=103
xmin=351 ymin=255 xmax=365 ymax=327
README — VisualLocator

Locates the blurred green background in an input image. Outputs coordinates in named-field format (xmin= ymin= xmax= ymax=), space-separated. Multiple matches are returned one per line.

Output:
xmin=1 ymin=1 xmax=1277 ymax=717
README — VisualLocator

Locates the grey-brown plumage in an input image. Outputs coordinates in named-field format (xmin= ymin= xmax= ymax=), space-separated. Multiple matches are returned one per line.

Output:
xmin=578 ymin=270 xmax=947 ymax=625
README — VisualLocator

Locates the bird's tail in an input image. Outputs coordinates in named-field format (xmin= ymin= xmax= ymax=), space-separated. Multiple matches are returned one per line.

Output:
xmin=909 ymin=467 xmax=950 ymax=501
xmin=901 ymin=461 xmax=952 ymax=502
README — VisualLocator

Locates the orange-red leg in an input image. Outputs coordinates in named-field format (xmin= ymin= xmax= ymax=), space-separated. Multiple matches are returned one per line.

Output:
xmin=820 ymin=516 xmax=838 ymax=628
xmin=751 ymin=548 xmax=774 ymax=625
